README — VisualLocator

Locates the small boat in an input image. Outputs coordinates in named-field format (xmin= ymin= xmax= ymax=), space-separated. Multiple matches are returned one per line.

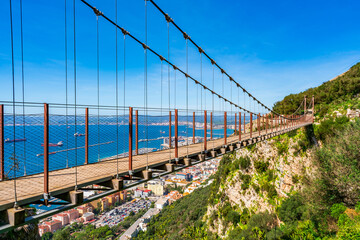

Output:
xmin=74 ymin=132 xmax=85 ymax=137
xmin=41 ymin=141 xmax=63 ymax=147
xmin=5 ymin=138 xmax=26 ymax=143
xmin=160 ymin=130 xmax=165 ymax=134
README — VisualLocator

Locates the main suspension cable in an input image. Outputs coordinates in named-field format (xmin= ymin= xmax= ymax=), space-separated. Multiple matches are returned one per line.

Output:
xmin=79 ymin=0 xmax=255 ymax=115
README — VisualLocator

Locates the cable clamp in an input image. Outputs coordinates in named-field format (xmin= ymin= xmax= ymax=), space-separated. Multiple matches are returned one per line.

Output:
xmin=185 ymin=73 xmax=190 ymax=78
xmin=142 ymin=43 xmax=149 ymax=50
xmin=183 ymin=32 xmax=190 ymax=40
xmin=229 ymin=77 xmax=234 ymax=81
xmin=211 ymin=59 xmax=216 ymax=65
xmin=93 ymin=7 xmax=103 ymax=16
xmin=121 ymin=28 xmax=129 ymax=35
xmin=173 ymin=65 xmax=178 ymax=70
xmin=165 ymin=13 xmax=173 ymax=23
xmin=159 ymin=55 xmax=165 ymax=61
xmin=198 ymin=47 xmax=204 ymax=54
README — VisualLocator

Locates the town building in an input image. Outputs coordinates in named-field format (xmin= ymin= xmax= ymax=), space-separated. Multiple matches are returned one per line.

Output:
xmin=165 ymin=191 xmax=183 ymax=204
xmin=43 ymin=220 xmax=62 ymax=233
xmin=155 ymin=197 xmax=168 ymax=209
xmin=176 ymin=172 xmax=192 ymax=181
xmin=147 ymin=180 xmax=165 ymax=196
xmin=82 ymin=212 xmax=95 ymax=222
xmin=63 ymin=209 xmax=79 ymax=222
xmin=52 ymin=213 xmax=69 ymax=226
xmin=38 ymin=225 xmax=50 ymax=236
xmin=76 ymin=204 xmax=93 ymax=216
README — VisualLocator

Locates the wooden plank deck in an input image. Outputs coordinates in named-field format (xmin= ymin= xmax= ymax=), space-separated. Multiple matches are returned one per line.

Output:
xmin=0 ymin=122 xmax=311 ymax=211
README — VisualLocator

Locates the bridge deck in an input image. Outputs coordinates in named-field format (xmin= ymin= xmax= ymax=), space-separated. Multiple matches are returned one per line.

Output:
xmin=0 ymin=123 xmax=311 ymax=211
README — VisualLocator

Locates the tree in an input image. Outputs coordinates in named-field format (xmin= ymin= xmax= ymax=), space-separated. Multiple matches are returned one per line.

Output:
xmin=41 ymin=232 xmax=53 ymax=240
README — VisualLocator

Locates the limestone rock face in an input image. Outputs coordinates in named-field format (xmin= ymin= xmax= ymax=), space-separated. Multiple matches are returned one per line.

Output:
xmin=206 ymin=129 xmax=317 ymax=238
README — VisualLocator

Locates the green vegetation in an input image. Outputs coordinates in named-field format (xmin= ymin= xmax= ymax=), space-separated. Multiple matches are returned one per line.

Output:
xmin=134 ymin=185 xmax=216 ymax=240
xmin=273 ymin=62 xmax=360 ymax=116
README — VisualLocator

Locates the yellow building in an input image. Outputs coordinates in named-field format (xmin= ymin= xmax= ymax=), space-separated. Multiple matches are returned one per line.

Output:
xmin=147 ymin=183 xmax=164 ymax=196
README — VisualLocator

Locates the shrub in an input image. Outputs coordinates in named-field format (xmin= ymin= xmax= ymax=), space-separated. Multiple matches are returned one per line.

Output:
xmin=331 ymin=203 xmax=347 ymax=220
xmin=278 ymin=193 xmax=305 ymax=224
xmin=239 ymin=156 xmax=251 ymax=170
xmin=254 ymin=160 xmax=269 ymax=173
xmin=240 ymin=174 xmax=252 ymax=190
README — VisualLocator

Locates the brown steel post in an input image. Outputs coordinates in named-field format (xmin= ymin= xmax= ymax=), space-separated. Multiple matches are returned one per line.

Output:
xmin=175 ymin=109 xmax=178 ymax=159
xmin=210 ymin=112 xmax=213 ymax=140
xmin=250 ymin=113 xmax=253 ymax=138
xmin=192 ymin=112 xmax=195 ymax=144
xmin=169 ymin=111 xmax=172 ymax=149
xmin=243 ymin=113 xmax=246 ymax=134
xmin=224 ymin=112 xmax=227 ymax=145
xmin=0 ymin=105 xmax=4 ymax=181
xmin=128 ymin=107 xmax=133 ymax=171
xmin=239 ymin=112 xmax=241 ymax=141
xmin=304 ymin=96 xmax=307 ymax=115
xmin=258 ymin=114 xmax=261 ymax=136
xmin=204 ymin=111 xmax=207 ymax=151
xmin=85 ymin=108 xmax=89 ymax=164
xmin=235 ymin=113 xmax=237 ymax=136
xmin=44 ymin=103 xmax=49 ymax=205
xmin=266 ymin=114 xmax=268 ymax=134
xmin=135 ymin=110 xmax=138 ymax=155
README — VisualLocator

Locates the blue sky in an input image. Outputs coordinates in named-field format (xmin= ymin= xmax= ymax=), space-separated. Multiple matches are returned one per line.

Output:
xmin=1 ymin=0 xmax=359 ymax=114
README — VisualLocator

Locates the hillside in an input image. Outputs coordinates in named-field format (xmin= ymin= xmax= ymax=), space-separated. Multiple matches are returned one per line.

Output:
xmin=273 ymin=62 xmax=360 ymax=117
xmin=134 ymin=63 xmax=360 ymax=239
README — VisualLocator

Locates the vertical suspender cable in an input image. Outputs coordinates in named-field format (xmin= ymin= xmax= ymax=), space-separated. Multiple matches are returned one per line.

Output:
xmin=212 ymin=63 xmax=214 ymax=150
xmin=160 ymin=60 xmax=163 ymax=139
xmin=199 ymin=51 xmax=202 ymax=153
xmin=115 ymin=0 xmax=119 ymax=178
xmin=73 ymin=0 xmax=78 ymax=190
xmin=185 ymin=38 xmax=189 ymax=157
xmin=65 ymin=0 xmax=69 ymax=169
xmin=20 ymin=0 xmax=27 ymax=176
xmin=123 ymin=34 xmax=126 ymax=168
xmin=96 ymin=15 xmax=100 ymax=162
xmin=167 ymin=19 xmax=171 ymax=163
xmin=9 ymin=0 xmax=18 ymax=206
xmin=145 ymin=0 xmax=149 ymax=169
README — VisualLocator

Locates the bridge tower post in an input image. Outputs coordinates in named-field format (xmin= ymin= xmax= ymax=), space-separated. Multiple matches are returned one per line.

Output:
xmin=250 ymin=113 xmax=253 ymax=138
xmin=43 ymin=103 xmax=49 ymax=205
xmin=135 ymin=110 xmax=139 ymax=155
xmin=0 ymin=105 xmax=4 ymax=181
xmin=312 ymin=95 xmax=315 ymax=122
xmin=85 ymin=108 xmax=89 ymax=164
xmin=128 ymin=107 xmax=133 ymax=172
xmin=175 ymin=109 xmax=178 ymax=161
xmin=169 ymin=111 xmax=172 ymax=149
xmin=304 ymin=96 xmax=307 ymax=115
xmin=204 ymin=110 xmax=207 ymax=151
xmin=224 ymin=112 xmax=227 ymax=146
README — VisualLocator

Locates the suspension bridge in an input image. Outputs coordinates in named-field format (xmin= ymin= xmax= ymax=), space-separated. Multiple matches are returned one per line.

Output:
xmin=0 ymin=0 xmax=314 ymax=230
